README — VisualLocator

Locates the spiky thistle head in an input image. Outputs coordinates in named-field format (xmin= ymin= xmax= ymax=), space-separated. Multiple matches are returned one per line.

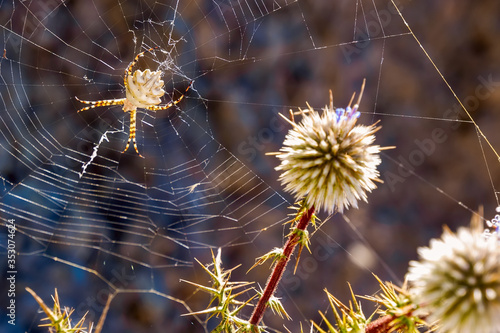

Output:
xmin=406 ymin=215 xmax=500 ymax=333
xmin=274 ymin=81 xmax=382 ymax=213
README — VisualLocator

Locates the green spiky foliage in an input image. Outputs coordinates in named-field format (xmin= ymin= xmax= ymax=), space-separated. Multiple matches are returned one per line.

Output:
xmin=311 ymin=276 xmax=432 ymax=333
xmin=312 ymin=284 xmax=373 ymax=333
xmin=362 ymin=276 xmax=428 ymax=333
xmin=182 ymin=248 xmax=289 ymax=332
xmin=26 ymin=287 xmax=92 ymax=333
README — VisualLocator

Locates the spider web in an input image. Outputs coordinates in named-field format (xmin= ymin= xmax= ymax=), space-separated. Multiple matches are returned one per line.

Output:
xmin=1 ymin=0 xmax=500 ymax=332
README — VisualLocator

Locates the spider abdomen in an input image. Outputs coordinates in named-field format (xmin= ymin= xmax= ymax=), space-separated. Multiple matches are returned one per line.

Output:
xmin=125 ymin=69 xmax=165 ymax=109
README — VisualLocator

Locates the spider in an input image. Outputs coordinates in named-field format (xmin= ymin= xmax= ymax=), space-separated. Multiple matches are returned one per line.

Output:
xmin=76 ymin=48 xmax=191 ymax=158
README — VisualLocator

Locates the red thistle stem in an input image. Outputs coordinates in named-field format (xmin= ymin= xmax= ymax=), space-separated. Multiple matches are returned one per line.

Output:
xmin=249 ymin=205 xmax=315 ymax=328
xmin=364 ymin=314 xmax=393 ymax=333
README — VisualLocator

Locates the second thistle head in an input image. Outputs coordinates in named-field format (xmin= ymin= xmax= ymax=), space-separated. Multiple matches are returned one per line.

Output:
xmin=274 ymin=80 xmax=384 ymax=213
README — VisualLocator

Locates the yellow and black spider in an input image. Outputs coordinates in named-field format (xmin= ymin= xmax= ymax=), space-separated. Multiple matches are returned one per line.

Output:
xmin=76 ymin=48 xmax=191 ymax=158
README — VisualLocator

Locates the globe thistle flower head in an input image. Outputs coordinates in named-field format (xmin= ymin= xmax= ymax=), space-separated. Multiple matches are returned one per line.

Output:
xmin=406 ymin=216 xmax=500 ymax=333
xmin=275 ymin=82 xmax=382 ymax=213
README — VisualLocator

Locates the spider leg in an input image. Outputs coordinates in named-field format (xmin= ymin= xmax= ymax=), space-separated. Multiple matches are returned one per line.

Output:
xmin=122 ymin=109 xmax=144 ymax=158
xmin=75 ymin=97 xmax=126 ymax=113
xmin=145 ymin=81 xmax=193 ymax=111
xmin=124 ymin=47 xmax=159 ymax=90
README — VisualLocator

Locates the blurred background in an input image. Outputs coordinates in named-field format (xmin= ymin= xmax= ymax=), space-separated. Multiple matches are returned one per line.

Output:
xmin=1 ymin=0 xmax=500 ymax=332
